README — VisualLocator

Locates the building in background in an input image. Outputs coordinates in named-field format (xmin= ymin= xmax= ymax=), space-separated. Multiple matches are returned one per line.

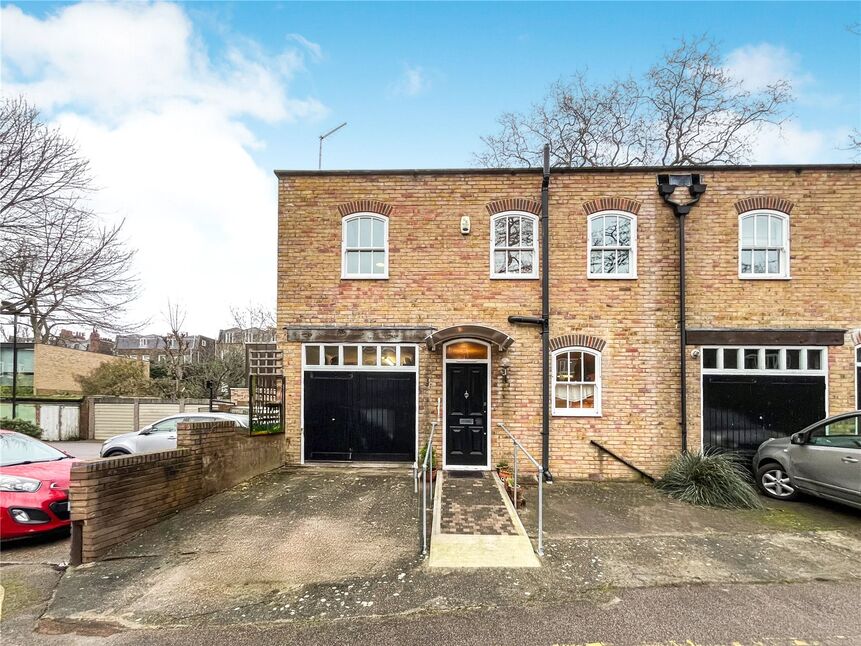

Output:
xmin=217 ymin=327 xmax=277 ymax=358
xmin=114 ymin=334 xmax=216 ymax=364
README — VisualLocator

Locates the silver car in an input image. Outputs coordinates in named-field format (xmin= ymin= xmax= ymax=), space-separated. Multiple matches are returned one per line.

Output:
xmin=753 ymin=410 xmax=861 ymax=510
xmin=100 ymin=412 xmax=249 ymax=457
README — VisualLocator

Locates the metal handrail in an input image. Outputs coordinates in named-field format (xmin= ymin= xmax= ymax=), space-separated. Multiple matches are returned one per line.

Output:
xmin=417 ymin=421 xmax=438 ymax=555
xmin=497 ymin=423 xmax=544 ymax=556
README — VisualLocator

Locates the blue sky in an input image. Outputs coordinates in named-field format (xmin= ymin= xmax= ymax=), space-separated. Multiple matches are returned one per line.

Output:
xmin=1 ymin=1 xmax=859 ymax=333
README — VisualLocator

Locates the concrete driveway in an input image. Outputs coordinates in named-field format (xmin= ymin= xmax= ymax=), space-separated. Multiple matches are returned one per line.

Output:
xmin=26 ymin=469 xmax=861 ymax=639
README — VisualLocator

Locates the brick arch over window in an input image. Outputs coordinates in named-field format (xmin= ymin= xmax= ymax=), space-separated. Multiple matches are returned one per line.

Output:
xmin=550 ymin=334 xmax=607 ymax=353
xmin=337 ymin=199 xmax=393 ymax=218
xmin=582 ymin=197 xmax=641 ymax=216
xmin=734 ymin=196 xmax=794 ymax=215
xmin=486 ymin=198 xmax=541 ymax=216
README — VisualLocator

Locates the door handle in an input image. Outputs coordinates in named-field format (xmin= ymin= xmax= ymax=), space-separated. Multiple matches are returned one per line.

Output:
xmin=842 ymin=456 xmax=859 ymax=463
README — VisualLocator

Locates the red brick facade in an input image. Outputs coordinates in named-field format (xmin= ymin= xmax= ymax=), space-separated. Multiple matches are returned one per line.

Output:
xmin=276 ymin=166 xmax=860 ymax=480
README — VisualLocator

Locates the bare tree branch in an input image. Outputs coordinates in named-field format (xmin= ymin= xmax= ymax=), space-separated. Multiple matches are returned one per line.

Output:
xmin=0 ymin=96 xmax=92 ymax=234
xmin=0 ymin=201 xmax=140 ymax=342
xmin=476 ymin=37 xmax=792 ymax=168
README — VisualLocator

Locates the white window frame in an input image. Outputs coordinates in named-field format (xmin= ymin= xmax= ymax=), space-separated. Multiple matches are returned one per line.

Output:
xmin=139 ymin=338 xmax=149 ymax=348
xmin=587 ymin=211 xmax=637 ymax=280
xmin=341 ymin=212 xmax=389 ymax=280
xmin=700 ymin=346 xmax=827 ymax=376
xmin=551 ymin=346 xmax=602 ymax=417
xmin=489 ymin=211 xmax=539 ymax=279
xmin=855 ymin=345 xmax=860 ymax=410
xmin=738 ymin=210 xmax=790 ymax=280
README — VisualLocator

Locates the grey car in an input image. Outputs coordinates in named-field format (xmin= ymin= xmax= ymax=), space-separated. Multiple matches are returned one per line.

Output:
xmin=752 ymin=410 xmax=861 ymax=510
xmin=100 ymin=412 xmax=249 ymax=457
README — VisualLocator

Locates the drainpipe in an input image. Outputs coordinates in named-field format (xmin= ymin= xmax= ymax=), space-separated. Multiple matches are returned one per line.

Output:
xmin=657 ymin=174 xmax=707 ymax=453
xmin=508 ymin=144 xmax=552 ymax=482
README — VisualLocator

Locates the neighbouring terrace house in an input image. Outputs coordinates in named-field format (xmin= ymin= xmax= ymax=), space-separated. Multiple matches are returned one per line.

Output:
xmin=275 ymin=164 xmax=861 ymax=480
xmin=114 ymin=333 xmax=216 ymax=364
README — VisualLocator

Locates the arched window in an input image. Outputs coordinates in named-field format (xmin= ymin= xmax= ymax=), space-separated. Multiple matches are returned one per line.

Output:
xmin=490 ymin=211 xmax=538 ymax=279
xmin=342 ymin=213 xmax=388 ymax=279
xmin=587 ymin=211 xmax=637 ymax=278
xmin=739 ymin=210 xmax=789 ymax=278
xmin=552 ymin=347 xmax=602 ymax=416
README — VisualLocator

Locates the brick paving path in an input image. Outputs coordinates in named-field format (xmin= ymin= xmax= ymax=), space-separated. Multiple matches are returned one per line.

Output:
xmin=439 ymin=472 xmax=518 ymax=535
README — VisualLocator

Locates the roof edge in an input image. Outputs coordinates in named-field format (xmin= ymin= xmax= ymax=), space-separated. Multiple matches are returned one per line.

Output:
xmin=274 ymin=163 xmax=861 ymax=178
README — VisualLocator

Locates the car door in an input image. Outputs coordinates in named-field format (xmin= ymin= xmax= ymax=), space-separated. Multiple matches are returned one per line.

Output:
xmin=134 ymin=417 xmax=181 ymax=453
xmin=790 ymin=414 xmax=861 ymax=505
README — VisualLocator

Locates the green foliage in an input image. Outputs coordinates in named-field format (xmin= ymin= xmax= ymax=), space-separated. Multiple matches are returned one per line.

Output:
xmin=0 ymin=417 xmax=43 ymax=438
xmin=656 ymin=450 xmax=764 ymax=510
xmin=75 ymin=360 xmax=156 ymax=397
xmin=419 ymin=445 xmax=436 ymax=470
xmin=250 ymin=422 xmax=282 ymax=435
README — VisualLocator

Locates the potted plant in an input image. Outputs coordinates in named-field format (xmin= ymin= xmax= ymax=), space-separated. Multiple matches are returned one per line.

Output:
xmin=505 ymin=476 xmax=525 ymax=509
xmin=496 ymin=460 xmax=512 ymax=481
xmin=418 ymin=445 xmax=438 ymax=483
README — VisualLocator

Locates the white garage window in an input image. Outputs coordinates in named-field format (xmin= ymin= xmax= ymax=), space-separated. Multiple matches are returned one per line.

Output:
xmin=701 ymin=346 xmax=826 ymax=374
xmin=303 ymin=343 xmax=418 ymax=371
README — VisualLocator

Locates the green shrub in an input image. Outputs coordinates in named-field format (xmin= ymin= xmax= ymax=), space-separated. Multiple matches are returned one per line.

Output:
xmin=419 ymin=445 xmax=436 ymax=470
xmin=1 ymin=417 xmax=43 ymax=439
xmin=250 ymin=422 xmax=282 ymax=435
xmin=655 ymin=450 xmax=763 ymax=510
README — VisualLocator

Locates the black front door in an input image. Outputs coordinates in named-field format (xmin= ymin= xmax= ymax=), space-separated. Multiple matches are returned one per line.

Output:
xmin=446 ymin=363 xmax=488 ymax=466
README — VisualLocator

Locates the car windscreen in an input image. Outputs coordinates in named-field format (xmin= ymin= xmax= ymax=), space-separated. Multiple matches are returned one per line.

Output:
xmin=0 ymin=433 xmax=68 ymax=467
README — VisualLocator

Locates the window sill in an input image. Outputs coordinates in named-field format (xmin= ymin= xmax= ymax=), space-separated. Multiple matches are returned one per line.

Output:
xmin=587 ymin=274 xmax=638 ymax=280
xmin=341 ymin=275 xmax=389 ymax=280
xmin=552 ymin=410 xmax=602 ymax=418
xmin=490 ymin=274 xmax=539 ymax=280
xmin=737 ymin=275 xmax=791 ymax=281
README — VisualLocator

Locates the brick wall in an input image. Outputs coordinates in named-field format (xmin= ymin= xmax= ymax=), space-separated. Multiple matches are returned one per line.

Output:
xmin=277 ymin=167 xmax=860 ymax=479
xmin=69 ymin=421 xmax=285 ymax=563
xmin=34 ymin=343 xmax=129 ymax=395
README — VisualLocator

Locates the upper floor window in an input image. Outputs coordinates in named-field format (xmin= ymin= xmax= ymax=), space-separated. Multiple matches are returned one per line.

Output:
xmin=490 ymin=212 xmax=538 ymax=279
xmin=552 ymin=347 xmax=602 ymax=416
xmin=139 ymin=338 xmax=149 ymax=348
xmin=739 ymin=211 xmax=789 ymax=279
xmin=342 ymin=213 xmax=388 ymax=279
xmin=588 ymin=212 xmax=636 ymax=279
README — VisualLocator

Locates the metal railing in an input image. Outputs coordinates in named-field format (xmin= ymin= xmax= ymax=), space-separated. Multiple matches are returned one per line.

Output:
xmin=497 ymin=422 xmax=544 ymax=556
xmin=416 ymin=421 xmax=438 ymax=555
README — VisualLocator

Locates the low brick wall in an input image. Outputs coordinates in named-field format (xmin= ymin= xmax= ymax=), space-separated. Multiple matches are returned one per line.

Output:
xmin=69 ymin=421 xmax=284 ymax=564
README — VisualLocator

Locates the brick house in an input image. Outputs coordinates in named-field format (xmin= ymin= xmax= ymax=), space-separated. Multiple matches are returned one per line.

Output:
xmin=275 ymin=164 xmax=860 ymax=480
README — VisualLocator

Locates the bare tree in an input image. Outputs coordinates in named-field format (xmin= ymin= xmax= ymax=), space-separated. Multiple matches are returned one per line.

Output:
xmin=230 ymin=302 xmax=275 ymax=331
xmin=0 ymin=96 xmax=91 ymax=234
xmin=0 ymin=201 xmax=140 ymax=343
xmin=160 ymin=301 xmax=192 ymax=399
xmin=476 ymin=38 xmax=792 ymax=168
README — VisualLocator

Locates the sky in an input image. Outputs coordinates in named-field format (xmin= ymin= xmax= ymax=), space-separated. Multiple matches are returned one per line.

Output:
xmin=1 ymin=1 xmax=859 ymax=337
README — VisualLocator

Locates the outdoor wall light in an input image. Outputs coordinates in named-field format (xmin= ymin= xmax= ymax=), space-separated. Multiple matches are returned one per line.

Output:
xmin=499 ymin=357 xmax=511 ymax=384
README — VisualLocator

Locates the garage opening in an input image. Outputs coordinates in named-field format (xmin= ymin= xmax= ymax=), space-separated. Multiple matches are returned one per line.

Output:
xmin=302 ymin=343 xmax=417 ymax=462
xmin=702 ymin=346 xmax=827 ymax=458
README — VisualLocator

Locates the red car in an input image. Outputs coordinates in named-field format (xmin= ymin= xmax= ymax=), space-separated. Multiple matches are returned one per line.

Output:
xmin=0 ymin=430 xmax=74 ymax=540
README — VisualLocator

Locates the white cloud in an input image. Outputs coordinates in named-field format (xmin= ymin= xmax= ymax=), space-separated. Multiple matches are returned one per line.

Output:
xmin=287 ymin=33 xmax=323 ymax=62
xmin=390 ymin=64 xmax=431 ymax=97
xmin=748 ymin=120 xmax=853 ymax=164
xmin=724 ymin=43 xmax=809 ymax=92
xmin=0 ymin=2 xmax=327 ymax=335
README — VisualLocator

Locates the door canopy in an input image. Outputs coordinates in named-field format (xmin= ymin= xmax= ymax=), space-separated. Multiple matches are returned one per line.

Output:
xmin=425 ymin=324 xmax=514 ymax=352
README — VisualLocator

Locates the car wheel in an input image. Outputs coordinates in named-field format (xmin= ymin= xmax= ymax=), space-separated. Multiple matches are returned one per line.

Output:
xmin=756 ymin=463 xmax=799 ymax=501
xmin=103 ymin=449 xmax=130 ymax=458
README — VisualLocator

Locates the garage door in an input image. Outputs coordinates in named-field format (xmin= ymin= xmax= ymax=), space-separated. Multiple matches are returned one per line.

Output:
xmin=302 ymin=343 xmax=418 ymax=462
xmin=702 ymin=347 xmax=827 ymax=457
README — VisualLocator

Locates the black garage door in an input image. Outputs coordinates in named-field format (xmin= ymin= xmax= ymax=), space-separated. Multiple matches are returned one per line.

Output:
xmin=304 ymin=371 xmax=416 ymax=462
xmin=703 ymin=374 xmax=826 ymax=458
